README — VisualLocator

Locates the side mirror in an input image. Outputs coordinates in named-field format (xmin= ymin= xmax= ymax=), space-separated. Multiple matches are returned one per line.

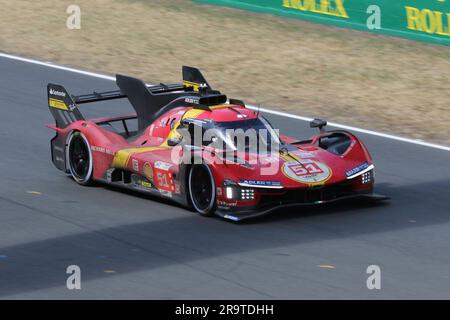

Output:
xmin=167 ymin=137 xmax=182 ymax=147
xmin=310 ymin=118 xmax=327 ymax=133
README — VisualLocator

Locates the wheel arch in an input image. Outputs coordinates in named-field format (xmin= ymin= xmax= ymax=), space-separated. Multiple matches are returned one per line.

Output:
xmin=66 ymin=130 xmax=94 ymax=185
xmin=181 ymin=154 xmax=218 ymax=215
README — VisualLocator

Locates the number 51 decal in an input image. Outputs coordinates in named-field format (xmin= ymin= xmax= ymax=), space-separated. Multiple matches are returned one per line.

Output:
xmin=155 ymin=170 xmax=175 ymax=191
xmin=289 ymin=162 xmax=323 ymax=177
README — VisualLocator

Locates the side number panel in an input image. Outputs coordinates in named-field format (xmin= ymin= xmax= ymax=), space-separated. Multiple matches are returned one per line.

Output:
xmin=154 ymin=161 xmax=175 ymax=192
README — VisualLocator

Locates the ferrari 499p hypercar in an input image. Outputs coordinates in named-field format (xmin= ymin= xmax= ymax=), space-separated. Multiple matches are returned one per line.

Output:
xmin=47 ymin=66 xmax=387 ymax=221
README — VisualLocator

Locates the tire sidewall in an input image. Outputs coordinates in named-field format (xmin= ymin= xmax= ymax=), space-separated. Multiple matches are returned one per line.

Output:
xmin=67 ymin=131 xmax=93 ymax=185
xmin=188 ymin=164 xmax=216 ymax=216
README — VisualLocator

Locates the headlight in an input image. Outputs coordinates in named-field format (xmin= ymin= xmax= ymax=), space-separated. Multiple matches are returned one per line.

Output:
xmin=223 ymin=179 xmax=255 ymax=200
xmin=361 ymin=170 xmax=374 ymax=184
xmin=223 ymin=179 xmax=238 ymax=199
xmin=225 ymin=186 xmax=235 ymax=199
xmin=240 ymin=188 xmax=255 ymax=200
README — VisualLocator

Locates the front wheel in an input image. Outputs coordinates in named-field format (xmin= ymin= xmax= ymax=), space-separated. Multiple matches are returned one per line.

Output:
xmin=67 ymin=131 xmax=93 ymax=185
xmin=188 ymin=164 xmax=216 ymax=216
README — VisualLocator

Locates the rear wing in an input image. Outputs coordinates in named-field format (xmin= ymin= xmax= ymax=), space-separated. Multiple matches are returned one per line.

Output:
xmin=47 ymin=84 xmax=84 ymax=128
xmin=47 ymin=66 xmax=228 ymax=131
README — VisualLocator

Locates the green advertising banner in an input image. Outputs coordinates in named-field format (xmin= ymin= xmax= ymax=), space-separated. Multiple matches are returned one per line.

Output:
xmin=194 ymin=0 xmax=450 ymax=46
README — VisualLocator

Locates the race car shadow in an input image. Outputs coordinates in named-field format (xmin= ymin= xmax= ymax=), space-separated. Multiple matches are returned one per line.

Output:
xmin=0 ymin=179 xmax=448 ymax=298
xmin=101 ymin=181 xmax=188 ymax=210
xmin=241 ymin=197 xmax=390 ymax=224
xmin=94 ymin=176 xmax=391 ymax=224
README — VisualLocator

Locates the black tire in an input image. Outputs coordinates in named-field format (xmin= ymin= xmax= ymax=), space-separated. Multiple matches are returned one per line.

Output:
xmin=188 ymin=164 xmax=216 ymax=216
xmin=67 ymin=131 xmax=93 ymax=185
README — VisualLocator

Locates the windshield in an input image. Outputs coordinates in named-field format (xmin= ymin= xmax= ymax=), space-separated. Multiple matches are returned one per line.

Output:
xmin=205 ymin=117 xmax=281 ymax=153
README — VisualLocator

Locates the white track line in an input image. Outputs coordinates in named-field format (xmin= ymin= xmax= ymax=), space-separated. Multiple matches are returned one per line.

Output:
xmin=0 ymin=52 xmax=116 ymax=81
xmin=1 ymin=52 xmax=449 ymax=152
xmin=246 ymin=106 xmax=450 ymax=151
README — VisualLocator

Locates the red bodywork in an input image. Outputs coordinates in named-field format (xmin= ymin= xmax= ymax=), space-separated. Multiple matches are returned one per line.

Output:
xmin=48 ymin=103 xmax=379 ymax=221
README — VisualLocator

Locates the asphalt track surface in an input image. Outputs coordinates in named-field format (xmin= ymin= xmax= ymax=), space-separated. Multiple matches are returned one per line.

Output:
xmin=0 ymin=56 xmax=449 ymax=299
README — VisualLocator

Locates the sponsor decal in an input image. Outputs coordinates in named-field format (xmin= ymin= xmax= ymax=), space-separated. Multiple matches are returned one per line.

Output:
xmin=345 ymin=161 xmax=370 ymax=177
xmin=216 ymin=187 xmax=223 ymax=196
xmin=132 ymin=159 xmax=139 ymax=172
xmin=49 ymin=88 xmax=66 ymax=97
xmin=405 ymin=6 xmax=450 ymax=37
xmin=224 ymin=214 xmax=240 ymax=221
xmin=48 ymin=98 xmax=68 ymax=110
xmin=131 ymin=174 xmax=154 ymax=190
xmin=239 ymin=180 xmax=281 ymax=187
xmin=282 ymin=159 xmax=332 ymax=184
xmin=154 ymin=161 xmax=173 ymax=171
xmin=135 ymin=179 xmax=153 ymax=189
xmin=185 ymin=97 xmax=199 ymax=104
xmin=143 ymin=162 xmax=154 ymax=181
xmin=217 ymin=200 xmax=238 ymax=207
xmin=138 ymin=180 xmax=153 ymax=189
xmin=283 ymin=0 xmax=349 ymax=18
xmin=91 ymin=146 xmax=115 ymax=155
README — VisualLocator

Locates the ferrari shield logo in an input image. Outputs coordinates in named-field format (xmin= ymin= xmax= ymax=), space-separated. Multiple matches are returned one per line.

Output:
xmin=282 ymin=159 xmax=332 ymax=184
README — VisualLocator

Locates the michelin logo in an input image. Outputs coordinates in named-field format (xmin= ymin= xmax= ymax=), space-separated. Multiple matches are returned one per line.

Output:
xmin=49 ymin=88 xmax=66 ymax=97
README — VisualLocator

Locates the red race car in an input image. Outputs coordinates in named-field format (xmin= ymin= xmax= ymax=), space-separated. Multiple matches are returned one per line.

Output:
xmin=47 ymin=66 xmax=387 ymax=221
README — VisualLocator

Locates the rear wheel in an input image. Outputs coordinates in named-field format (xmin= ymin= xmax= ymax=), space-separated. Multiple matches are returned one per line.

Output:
xmin=188 ymin=164 xmax=216 ymax=216
xmin=67 ymin=131 xmax=93 ymax=185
